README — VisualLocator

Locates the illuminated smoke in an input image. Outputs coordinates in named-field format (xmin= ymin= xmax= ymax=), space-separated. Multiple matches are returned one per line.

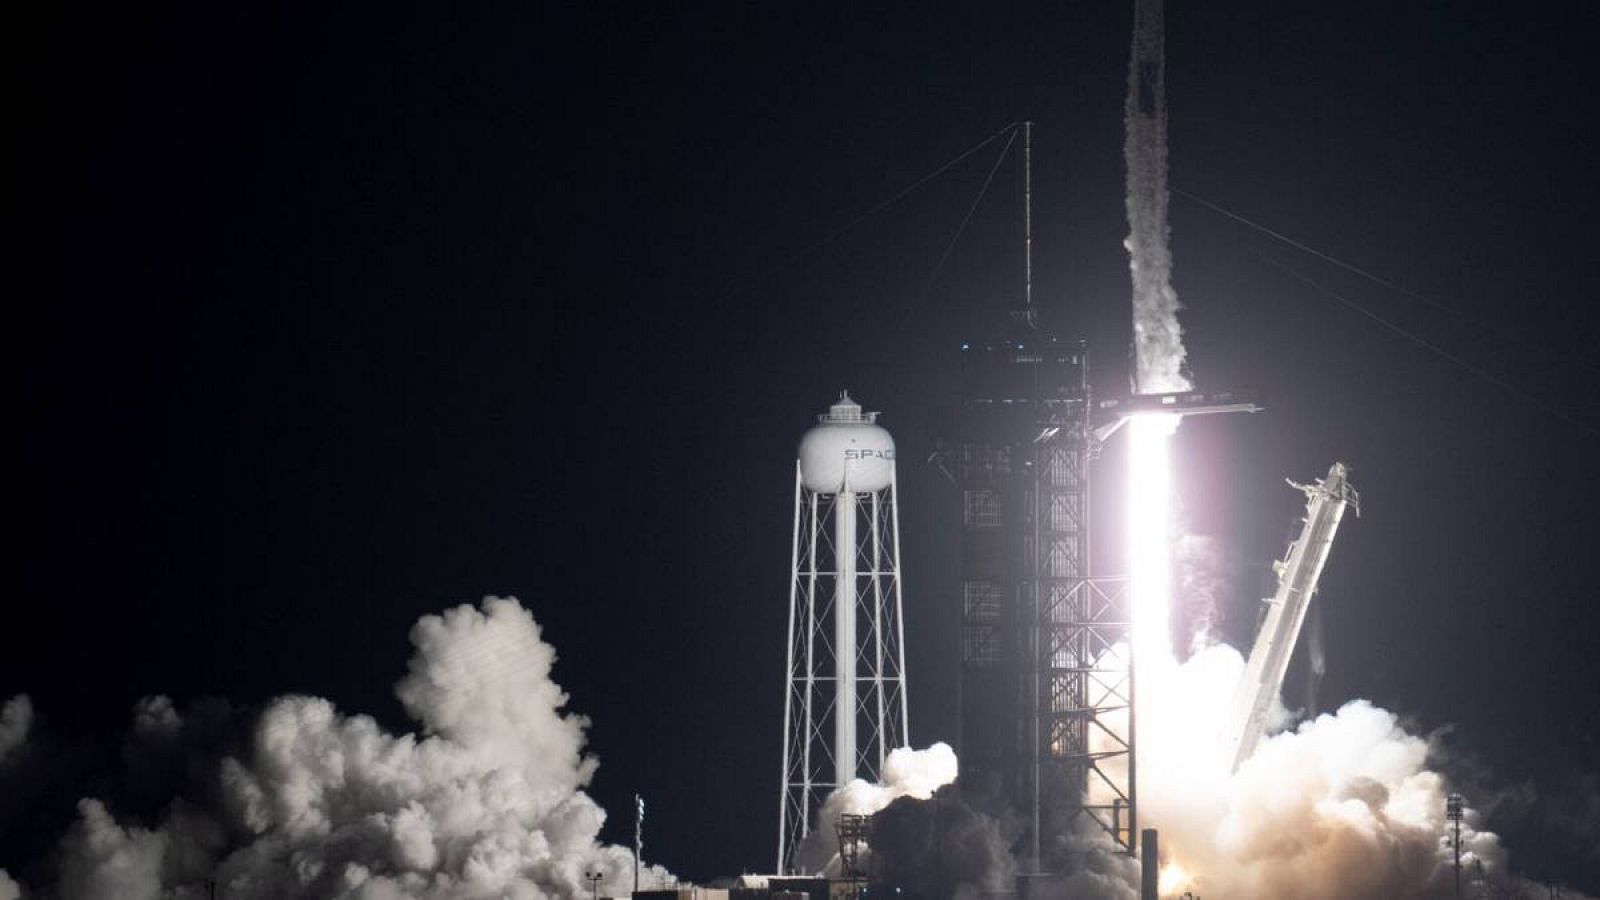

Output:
xmin=1134 ymin=642 xmax=1513 ymax=900
xmin=793 ymin=743 xmax=958 ymax=876
xmin=1113 ymin=422 xmax=1585 ymax=898
xmin=1175 ymin=535 xmax=1226 ymax=653
xmin=1124 ymin=0 xmax=1190 ymax=395
xmin=0 ymin=597 xmax=671 ymax=899
xmin=799 ymin=744 xmax=1020 ymax=897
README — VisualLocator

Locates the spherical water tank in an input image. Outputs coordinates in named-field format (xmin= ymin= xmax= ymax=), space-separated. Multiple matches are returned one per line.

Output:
xmin=798 ymin=391 xmax=895 ymax=494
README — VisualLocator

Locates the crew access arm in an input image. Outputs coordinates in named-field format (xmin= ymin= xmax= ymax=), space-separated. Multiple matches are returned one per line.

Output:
xmin=1220 ymin=462 xmax=1360 ymax=771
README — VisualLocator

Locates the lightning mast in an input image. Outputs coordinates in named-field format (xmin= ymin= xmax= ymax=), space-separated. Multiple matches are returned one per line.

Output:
xmin=1221 ymin=462 xmax=1360 ymax=770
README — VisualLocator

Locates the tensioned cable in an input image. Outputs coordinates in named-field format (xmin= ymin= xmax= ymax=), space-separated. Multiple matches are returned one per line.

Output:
xmin=722 ymin=123 xmax=1021 ymax=304
xmin=916 ymin=126 xmax=1020 ymax=301
xmin=878 ymin=125 xmax=1021 ymax=357
xmin=1256 ymin=250 xmax=1598 ymax=436
xmin=1173 ymin=187 xmax=1596 ymax=376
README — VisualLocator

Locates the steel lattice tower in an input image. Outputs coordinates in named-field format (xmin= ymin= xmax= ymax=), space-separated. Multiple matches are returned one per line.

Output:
xmin=777 ymin=393 xmax=909 ymax=875
xmin=935 ymin=335 xmax=1135 ymax=870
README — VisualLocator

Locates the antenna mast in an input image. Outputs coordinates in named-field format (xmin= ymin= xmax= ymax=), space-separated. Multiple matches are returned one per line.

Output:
xmin=1023 ymin=120 xmax=1034 ymax=316
xmin=1024 ymin=120 xmax=1036 ymax=325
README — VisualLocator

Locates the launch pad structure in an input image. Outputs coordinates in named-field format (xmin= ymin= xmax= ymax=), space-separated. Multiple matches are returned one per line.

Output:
xmin=934 ymin=329 xmax=1138 ymax=866
xmin=933 ymin=332 xmax=1264 ymax=872
xmin=929 ymin=118 xmax=1262 ymax=871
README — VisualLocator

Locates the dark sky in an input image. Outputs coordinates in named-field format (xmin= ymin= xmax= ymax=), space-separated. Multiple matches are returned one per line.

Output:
xmin=15 ymin=0 xmax=1600 ymax=890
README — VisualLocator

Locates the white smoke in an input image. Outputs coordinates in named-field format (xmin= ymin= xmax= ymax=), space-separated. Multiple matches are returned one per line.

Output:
xmin=1076 ymin=637 xmax=1595 ymax=900
xmin=58 ymin=798 xmax=168 ymax=900
xmin=0 ymin=870 xmax=21 ymax=900
xmin=1123 ymin=0 xmax=1190 ymax=394
xmin=0 ymin=694 xmax=31 ymax=766
xmin=1136 ymin=642 xmax=1495 ymax=900
xmin=792 ymin=743 xmax=958 ymax=876
xmin=3 ymin=597 xmax=671 ymax=899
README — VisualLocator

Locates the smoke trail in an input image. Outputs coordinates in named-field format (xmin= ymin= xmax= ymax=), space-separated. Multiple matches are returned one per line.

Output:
xmin=1124 ymin=0 xmax=1191 ymax=394
xmin=0 ymin=598 xmax=672 ymax=899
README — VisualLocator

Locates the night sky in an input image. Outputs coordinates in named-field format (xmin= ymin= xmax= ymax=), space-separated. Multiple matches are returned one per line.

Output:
xmin=15 ymin=0 xmax=1600 ymax=890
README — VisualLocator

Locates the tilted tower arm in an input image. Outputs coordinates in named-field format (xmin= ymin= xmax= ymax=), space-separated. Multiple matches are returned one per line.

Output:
xmin=1220 ymin=462 xmax=1359 ymax=771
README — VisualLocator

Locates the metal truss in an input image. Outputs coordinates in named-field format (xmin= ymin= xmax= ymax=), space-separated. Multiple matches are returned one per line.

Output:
xmin=1039 ymin=574 xmax=1134 ymax=853
xmin=778 ymin=462 xmax=909 ymax=875
xmin=1026 ymin=415 xmax=1136 ymax=859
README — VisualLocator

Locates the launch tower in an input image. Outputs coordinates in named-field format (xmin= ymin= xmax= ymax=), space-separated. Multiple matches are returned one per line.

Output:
xmin=934 ymin=333 xmax=1137 ymax=866
xmin=777 ymin=392 xmax=909 ymax=874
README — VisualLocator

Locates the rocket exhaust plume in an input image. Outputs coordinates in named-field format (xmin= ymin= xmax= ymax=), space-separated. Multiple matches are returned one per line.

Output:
xmin=0 ymin=597 xmax=672 ymax=899
xmin=1107 ymin=5 xmax=1587 ymax=897
xmin=1122 ymin=0 xmax=1188 ymax=736
xmin=1124 ymin=0 xmax=1190 ymax=395
xmin=1113 ymin=451 xmax=1577 ymax=898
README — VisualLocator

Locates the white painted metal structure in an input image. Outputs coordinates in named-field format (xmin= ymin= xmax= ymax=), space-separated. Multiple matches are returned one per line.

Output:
xmin=1221 ymin=462 xmax=1360 ymax=771
xmin=778 ymin=392 xmax=909 ymax=875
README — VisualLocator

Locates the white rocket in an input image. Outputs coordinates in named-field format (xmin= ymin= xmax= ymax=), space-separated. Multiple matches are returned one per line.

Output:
xmin=1221 ymin=462 xmax=1360 ymax=771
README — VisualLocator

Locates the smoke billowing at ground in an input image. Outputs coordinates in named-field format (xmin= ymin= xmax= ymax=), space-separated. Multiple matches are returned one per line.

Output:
xmin=867 ymin=787 xmax=1015 ymax=899
xmin=1134 ymin=640 xmax=1506 ymax=900
xmin=0 ymin=598 xmax=669 ymax=899
xmin=793 ymin=744 xmax=965 ymax=878
xmin=1091 ymin=419 xmax=1593 ymax=900
xmin=843 ymin=588 xmax=1589 ymax=899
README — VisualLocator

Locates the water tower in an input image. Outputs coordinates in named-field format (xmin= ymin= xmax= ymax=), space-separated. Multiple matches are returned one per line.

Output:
xmin=777 ymin=392 xmax=909 ymax=874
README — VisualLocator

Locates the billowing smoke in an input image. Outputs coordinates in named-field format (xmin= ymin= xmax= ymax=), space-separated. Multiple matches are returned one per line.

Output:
xmin=790 ymin=744 xmax=1018 ymax=898
xmin=793 ymin=739 xmax=953 ymax=871
xmin=867 ymin=787 xmax=1015 ymax=898
xmin=1134 ymin=642 xmax=1496 ymax=900
xmin=792 ymin=743 xmax=958 ymax=877
xmin=1072 ymin=634 xmax=1596 ymax=900
xmin=1123 ymin=0 xmax=1190 ymax=394
xmin=0 ymin=597 xmax=671 ymax=899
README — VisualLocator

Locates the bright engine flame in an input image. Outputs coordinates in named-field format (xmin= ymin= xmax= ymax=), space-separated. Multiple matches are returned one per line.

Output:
xmin=1128 ymin=413 xmax=1180 ymax=674
xmin=1158 ymin=860 xmax=1192 ymax=895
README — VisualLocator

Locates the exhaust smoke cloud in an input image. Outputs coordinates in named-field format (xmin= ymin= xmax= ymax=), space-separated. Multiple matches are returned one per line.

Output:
xmin=1133 ymin=641 xmax=1524 ymax=900
xmin=0 ymin=597 xmax=671 ymax=899
xmin=793 ymin=743 xmax=959 ymax=877
xmin=1114 ymin=424 xmax=1591 ymax=899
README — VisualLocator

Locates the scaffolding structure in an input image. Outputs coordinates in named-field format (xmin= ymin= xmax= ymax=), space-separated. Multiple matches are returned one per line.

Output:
xmin=936 ymin=337 xmax=1136 ymax=869
xmin=837 ymin=813 xmax=874 ymax=882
